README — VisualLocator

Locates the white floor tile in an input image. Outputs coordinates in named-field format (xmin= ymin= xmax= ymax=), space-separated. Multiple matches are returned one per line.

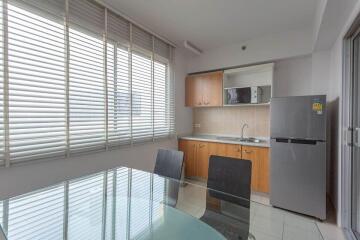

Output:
xmin=249 ymin=230 xmax=281 ymax=240
xmin=283 ymin=224 xmax=322 ymax=240
xmin=251 ymin=215 xmax=284 ymax=238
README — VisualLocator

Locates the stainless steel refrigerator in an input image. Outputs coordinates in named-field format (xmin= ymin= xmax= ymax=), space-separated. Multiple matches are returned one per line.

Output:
xmin=270 ymin=95 xmax=326 ymax=220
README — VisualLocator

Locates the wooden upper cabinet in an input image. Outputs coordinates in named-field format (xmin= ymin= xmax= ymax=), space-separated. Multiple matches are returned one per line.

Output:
xmin=185 ymin=71 xmax=223 ymax=107
xmin=202 ymin=71 xmax=223 ymax=106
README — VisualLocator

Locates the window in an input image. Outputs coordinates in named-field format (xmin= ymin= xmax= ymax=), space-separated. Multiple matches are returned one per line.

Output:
xmin=0 ymin=0 xmax=175 ymax=166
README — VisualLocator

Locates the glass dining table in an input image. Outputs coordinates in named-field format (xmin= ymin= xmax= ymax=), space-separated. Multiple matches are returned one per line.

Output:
xmin=0 ymin=166 xmax=324 ymax=240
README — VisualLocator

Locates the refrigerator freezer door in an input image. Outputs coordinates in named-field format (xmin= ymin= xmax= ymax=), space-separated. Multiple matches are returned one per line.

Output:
xmin=270 ymin=139 xmax=326 ymax=220
xmin=270 ymin=95 xmax=326 ymax=140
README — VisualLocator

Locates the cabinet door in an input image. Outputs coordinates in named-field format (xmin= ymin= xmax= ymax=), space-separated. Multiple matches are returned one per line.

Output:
xmin=185 ymin=75 xmax=203 ymax=107
xmin=225 ymin=144 xmax=242 ymax=158
xmin=185 ymin=71 xmax=223 ymax=107
xmin=258 ymin=148 xmax=270 ymax=193
xmin=202 ymin=71 xmax=223 ymax=107
xmin=178 ymin=140 xmax=197 ymax=177
xmin=242 ymin=146 xmax=260 ymax=191
xmin=185 ymin=76 xmax=194 ymax=106
xmin=196 ymin=142 xmax=209 ymax=179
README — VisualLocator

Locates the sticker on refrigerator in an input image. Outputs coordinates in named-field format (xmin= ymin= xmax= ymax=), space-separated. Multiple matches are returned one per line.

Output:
xmin=312 ymin=102 xmax=323 ymax=115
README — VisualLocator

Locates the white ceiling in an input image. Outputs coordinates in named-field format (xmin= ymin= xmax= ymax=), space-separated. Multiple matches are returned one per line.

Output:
xmin=104 ymin=0 xmax=318 ymax=51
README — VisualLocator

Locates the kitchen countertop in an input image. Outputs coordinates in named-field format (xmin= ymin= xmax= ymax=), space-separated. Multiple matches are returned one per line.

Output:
xmin=178 ymin=134 xmax=270 ymax=148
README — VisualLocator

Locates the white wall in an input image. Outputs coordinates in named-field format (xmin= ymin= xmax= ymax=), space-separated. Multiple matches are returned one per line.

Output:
xmin=273 ymin=55 xmax=313 ymax=97
xmin=0 ymin=47 xmax=192 ymax=200
xmin=325 ymin=0 xmax=360 ymax=226
xmin=175 ymin=48 xmax=193 ymax=136
xmin=186 ymin=28 xmax=313 ymax=73
xmin=268 ymin=51 xmax=331 ymax=98
xmin=319 ymin=0 xmax=360 ymax=227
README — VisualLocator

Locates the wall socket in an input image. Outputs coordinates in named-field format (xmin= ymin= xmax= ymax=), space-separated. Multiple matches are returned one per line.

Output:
xmin=193 ymin=123 xmax=201 ymax=128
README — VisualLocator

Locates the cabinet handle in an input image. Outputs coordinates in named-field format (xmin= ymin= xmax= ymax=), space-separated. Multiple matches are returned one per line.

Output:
xmin=199 ymin=144 xmax=205 ymax=148
xmin=244 ymin=150 xmax=253 ymax=154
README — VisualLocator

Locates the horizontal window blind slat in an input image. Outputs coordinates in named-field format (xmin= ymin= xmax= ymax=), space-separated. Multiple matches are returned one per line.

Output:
xmin=107 ymin=11 xmax=130 ymax=44
xmin=69 ymin=0 xmax=104 ymax=34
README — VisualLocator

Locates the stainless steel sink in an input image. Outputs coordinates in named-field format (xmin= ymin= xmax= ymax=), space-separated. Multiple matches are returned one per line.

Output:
xmin=215 ymin=136 xmax=263 ymax=143
xmin=215 ymin=136 xmax=242 ymax=142
xmin=239 ymin=137 xmax=262 ymax=143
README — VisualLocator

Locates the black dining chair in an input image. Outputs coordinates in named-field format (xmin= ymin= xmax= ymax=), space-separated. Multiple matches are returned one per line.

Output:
xmin=200 ymin=155 xmax=252 ymax=240
xmin=154 ymin=149 xmax=184 ymax=207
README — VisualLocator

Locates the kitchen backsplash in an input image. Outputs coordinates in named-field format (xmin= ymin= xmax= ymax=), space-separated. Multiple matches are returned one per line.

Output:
xmin=193 ymin=106 xmax=270 ymax=137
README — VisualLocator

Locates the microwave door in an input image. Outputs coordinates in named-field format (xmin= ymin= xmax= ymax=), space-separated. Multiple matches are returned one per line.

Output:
xmin=227 ymin=89 xmax=237 ymax=104
xmin=226 ymin=88 xmax=252 ymax=104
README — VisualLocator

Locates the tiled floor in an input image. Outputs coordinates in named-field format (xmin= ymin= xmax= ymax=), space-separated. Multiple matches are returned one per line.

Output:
xmin=177 ymin=179 xmax=346 ymax=240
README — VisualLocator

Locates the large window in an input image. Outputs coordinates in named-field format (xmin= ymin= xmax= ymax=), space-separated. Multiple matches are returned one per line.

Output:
xmin=0 ymin=0 xmax=175 ymax=166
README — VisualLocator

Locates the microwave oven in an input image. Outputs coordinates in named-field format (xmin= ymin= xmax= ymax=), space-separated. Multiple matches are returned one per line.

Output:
xmin=225 ymin=87 xmax=261 ymax=104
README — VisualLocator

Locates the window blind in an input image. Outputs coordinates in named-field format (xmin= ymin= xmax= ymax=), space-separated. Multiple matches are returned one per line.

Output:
xmin=132 ymin=25 xmax=152 ymax=52
xmin=131 ymin=51 xmax=153 ymax=143
xmin=154 ymin=60 xmax=169 ymax=138
xmin=107 ymin=43 xmax=131 ymax=146
xmin=154 ymin=37 xmax=170 ymax=59
xmin=0 ymin=0 xmax=4 ymax=166
xmin=7 ymin=0 xmax=66 ymax=163
xmin=68 ymin=0 xmax=106 ymax=153
xmin=107 ymin=11 xmax=130 ymax=45
xmin=69 ymin=0 xmax=104 ymax=34
xmin=69 ymin=27 xmax=106 ymax=153
xmin=0 ymin=0 xmax=175 ymax=166
xmin=7 ymin=185 xmax=64 ymax=240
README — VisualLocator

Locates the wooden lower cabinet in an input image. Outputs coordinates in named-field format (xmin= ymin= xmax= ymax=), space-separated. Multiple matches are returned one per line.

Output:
xmin=178 ymin=139 xmax=269 ymax=193
xmin=196 ymin=142 xmax=209 ymax=179
xmin=179 ymin=140 xmax=197 ymax=177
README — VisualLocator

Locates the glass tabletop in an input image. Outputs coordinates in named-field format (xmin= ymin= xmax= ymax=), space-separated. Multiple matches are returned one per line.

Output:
xmin=0 ymin=166 xmax=323 ymax=240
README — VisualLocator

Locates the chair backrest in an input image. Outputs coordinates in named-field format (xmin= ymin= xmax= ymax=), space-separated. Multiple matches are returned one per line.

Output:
xmin=207 ymin=155 xmax=252 ymax=207
xmin=154 ymin=149 xmax=184 ymax=180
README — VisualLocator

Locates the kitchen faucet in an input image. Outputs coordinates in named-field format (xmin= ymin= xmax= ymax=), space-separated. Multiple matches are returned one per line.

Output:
xmin=241 ymin=123 xmax=249 ymax=139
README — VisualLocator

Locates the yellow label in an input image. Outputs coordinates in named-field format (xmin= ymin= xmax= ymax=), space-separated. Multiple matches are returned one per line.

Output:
xmin=312 ymin=103 xmax=323 ymax=112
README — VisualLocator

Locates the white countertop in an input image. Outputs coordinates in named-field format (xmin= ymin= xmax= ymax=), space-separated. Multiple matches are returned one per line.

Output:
xmin=178 ymin=134 xmax=270 ymax=148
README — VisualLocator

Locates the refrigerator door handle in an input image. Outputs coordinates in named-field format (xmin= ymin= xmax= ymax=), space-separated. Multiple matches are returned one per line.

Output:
xmin=355 ymin=127 xmax=360 ymax=147
xmin=290 ymin=139 xmax=317 ymax=145
xmin=275 ymin=138 xmax=289 ymax=143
